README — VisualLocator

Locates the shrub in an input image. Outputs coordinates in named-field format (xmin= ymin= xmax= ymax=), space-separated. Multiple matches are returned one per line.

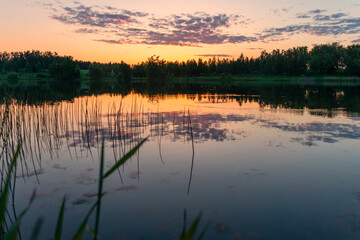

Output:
xmin=7 ymin=72 xmax=19 ymax=85
xmin=36 ymin=73 xmax=48 ymax=79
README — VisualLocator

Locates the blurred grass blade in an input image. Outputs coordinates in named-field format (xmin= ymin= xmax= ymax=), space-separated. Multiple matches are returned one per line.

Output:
xmin=103 ymin=137 xmax=148 ymax=179
xmin=180 ymin=213 xmax=203 ymax=240
xmin=54 ymin=197 xmax=66 ymax=240
xmin=180 ymin=210 xmax=187 ymax=239
xmin=87 ymin=228 xmax=96 ymax=238
xmin=94 ymin=139 xmax=105 ymax=240
xmin=197 ymin=222 xmax=209 ymax=240
xmin=30 ymin=217 xmax=44 ymax=240
xmin=0 ymin=144 xmax=21 ymax=232
xmin=4 ymin=190 xmax=36 ymax=240
xmin=72 ymin=201 xmax=98 ymax=240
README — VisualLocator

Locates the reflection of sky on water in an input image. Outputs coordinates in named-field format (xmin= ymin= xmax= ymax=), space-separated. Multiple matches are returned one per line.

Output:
xmin=257 ymin=119 xmax=360 ymax=146
xmin=64 ymin=109 xmax=360 ymax=149
xmin=2 ymin=93 xmax=360 ymax=240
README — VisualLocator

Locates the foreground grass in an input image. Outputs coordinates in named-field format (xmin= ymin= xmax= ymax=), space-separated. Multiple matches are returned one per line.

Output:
xmin=0 ymin=140 xmax=208 ymax=239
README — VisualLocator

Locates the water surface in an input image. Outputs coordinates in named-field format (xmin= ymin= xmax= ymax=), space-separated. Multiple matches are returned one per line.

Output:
xmin=1 ymin=85 xmax=360 ymax=239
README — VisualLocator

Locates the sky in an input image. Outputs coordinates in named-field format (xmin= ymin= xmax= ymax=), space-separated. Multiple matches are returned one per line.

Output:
xmin=0 ymin=0 xmax=359 ymax=64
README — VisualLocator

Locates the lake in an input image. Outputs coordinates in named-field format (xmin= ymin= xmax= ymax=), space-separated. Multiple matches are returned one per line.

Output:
xmin=1 ymin=84 xmax=360 ymax=239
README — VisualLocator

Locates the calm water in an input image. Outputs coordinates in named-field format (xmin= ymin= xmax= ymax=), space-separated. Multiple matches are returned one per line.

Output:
xmin=2 ymin=85 xmax=360 ymax=239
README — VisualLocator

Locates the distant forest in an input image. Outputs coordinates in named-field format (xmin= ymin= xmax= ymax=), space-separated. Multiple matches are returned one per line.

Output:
xmin=1 ymin=43 xmax=360 ymax=79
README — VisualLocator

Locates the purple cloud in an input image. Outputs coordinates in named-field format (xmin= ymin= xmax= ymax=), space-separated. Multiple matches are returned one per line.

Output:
xmin=47 ymin=2 xmax=256 ymax=46
xmin=42 ymin=2 xmax=360 ymax=46
xmin=260 ymin=10 xmax=360 ymax=41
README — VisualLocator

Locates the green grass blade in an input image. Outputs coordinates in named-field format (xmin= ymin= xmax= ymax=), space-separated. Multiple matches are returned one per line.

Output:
xmin=197 ymin=222 xmax=209 ymax=240
xmin=4 ymin=190 xmax=36 ymax=240
xmin=180 ymin=210 xmax=187 ymax=239
xmin=0 ymin=144 xmax=21 ymax=232
xmin=30 ymin=217 xmax=44 ymax=240
xmin=87 ymin=228 xmax=96 ymax=238
xmin=94 ymin=139 xmax=105 ymax=240
xmin=72 ymin=200 xmax=98 ymax=240
xmin=103 ymin=137 xmax=148 ymax=179
xmin=180 ymin=213 xmax=202 ymax=240
xmin=3 ymin=227 xmax=18 ymax=240
xmin=54 ymin=196 xmax=66 ymax=240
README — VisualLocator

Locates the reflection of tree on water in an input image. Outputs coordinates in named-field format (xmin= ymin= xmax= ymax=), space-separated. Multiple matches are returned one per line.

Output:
xmin=1 ymin=88 xmax=360 ymax=238
xmin=3 ymin=85 xmax=360 ymax=114
xmin=0 ymin=96 xmax=203 ymax=238
xmin=0 ymin=97 xmax=243 ymax=179
xmin=0 ymin=95 xmax=250 ymax=232
xmin=2 ymin=94 xmax=358 ymax=175
xmin=1 ymin=89 xmax=359 ymax=182
xmin=0 ymin=90 xmax=359 ymax=195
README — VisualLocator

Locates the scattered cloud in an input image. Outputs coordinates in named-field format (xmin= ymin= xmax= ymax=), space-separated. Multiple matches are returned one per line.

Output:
xmin=40 ymin=2 xmax=360 ymax=46
xmin=51 ymin=4 xmax=148 ymax=27
xmin=247 ymin=47 xmax=264 ymax=50
xmin=296 ymin=14 xmax=311 ymax=19
xmin=260 ymin=10 xmax=359 ymax=41
xmin=296 ymin=9 xmax=327 ymax=19
xmin=93 ymin=39 xmax=124 ymax=44
xmin=308 ymin=9 xmax=327 ymax=14
xmin=74 ymin=28 xmax=100 ymax=34
xmin=194 ymin=54 xmax=233 ymax=57
xmin=331 ymin=13 xmax=348 ymax=19
xmin=45 ymin=2 xmax=255 ymax=46
xmin=312 ymin=13 xmax=347 ymax=22
xmin=270 ymin=7 xmax=292 ymax=16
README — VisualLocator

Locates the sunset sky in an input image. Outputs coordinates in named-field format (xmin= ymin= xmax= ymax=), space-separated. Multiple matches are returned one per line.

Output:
xmin=1 ymin=0 xmax=359 ymax=64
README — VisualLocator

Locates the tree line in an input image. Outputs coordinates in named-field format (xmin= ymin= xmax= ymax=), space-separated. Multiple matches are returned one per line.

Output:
xmin=132 ymin=43 xmax=359 ymax=77
xmin=1 ymin=43 xmax=360 ymax=82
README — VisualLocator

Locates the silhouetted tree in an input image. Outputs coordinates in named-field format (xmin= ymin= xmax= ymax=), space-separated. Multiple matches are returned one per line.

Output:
xmin=49 ymin=57 xmax=80 ymax=89
xmin=309 ymin=43 xmax=344 ymax=75
xmin=117 ymin=62 xmax=132 ymax=86
xmin=89 ymin=63 xmax=104 ymax=91
xmin=146 ymin=56 xmax=166 ymax=86
xmin=132 ymin=63 xmax=146 ymax=77
xmin=2 ymin=43 xmax=360 ymax=80
xmin=344 ymin=44 xmax=360 ymax=76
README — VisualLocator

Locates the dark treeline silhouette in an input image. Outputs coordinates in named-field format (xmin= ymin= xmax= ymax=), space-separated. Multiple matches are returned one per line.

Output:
xmin=118 ymin=43 xmax=360 ymax=78
xmin=0 ymin=50 xmax=60 ymax=73
xmin=137 ymin=43 xmax=357 ymax=77
xmin=1 ymin=43 xmax=360 ymax=80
